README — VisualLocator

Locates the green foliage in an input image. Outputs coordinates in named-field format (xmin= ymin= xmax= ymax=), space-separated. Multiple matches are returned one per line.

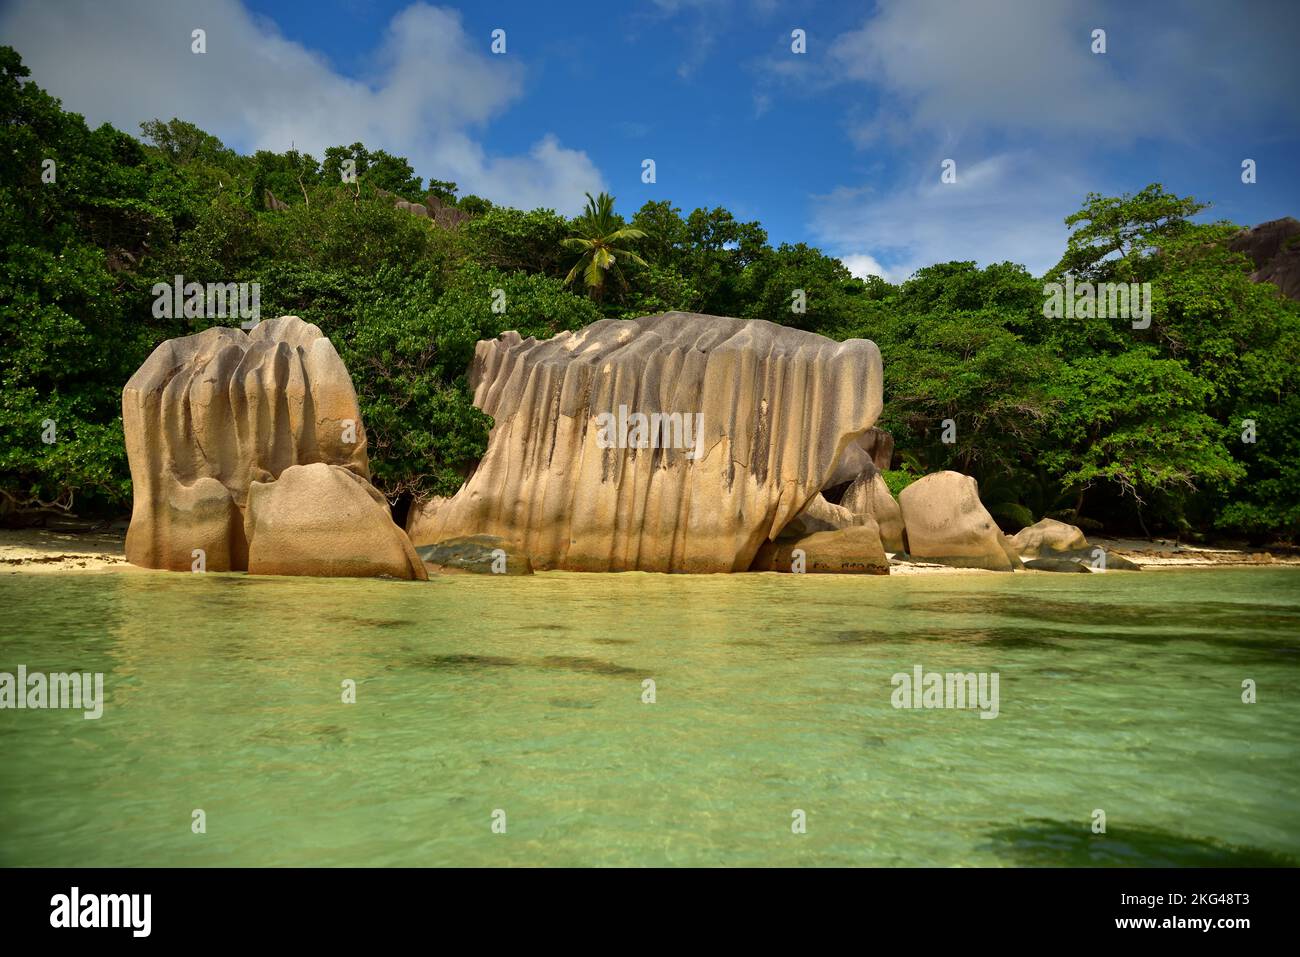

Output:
xmin=463 ymin=205 xmax=571 ymax=275
xmin=1051 ymin=183 xmax=1208 ymax=282
xmin=1042 ymin=349 xmax=1243 ymax=528
xmin=846 ymin=263 xmax=1058 ymax=482
xmin=561 ymin=192 xmax=649 ymax=299
xmin=881 ymin=468 xmax=918 ymax=499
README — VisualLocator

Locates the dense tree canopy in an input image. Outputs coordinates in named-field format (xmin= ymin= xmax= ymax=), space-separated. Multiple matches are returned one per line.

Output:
xmin=1 ymin=47 xmax=1297 ymax=542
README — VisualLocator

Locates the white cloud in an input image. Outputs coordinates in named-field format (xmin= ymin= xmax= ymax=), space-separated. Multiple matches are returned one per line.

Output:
xmin=838 ymin=254 xmax=892 ymax=283
xmin=0 ymin=0 xmax=605 ymax=213
xmin=803 ymin=0 xmax=1300 ymax=279
xmin=811 ymin=153 xmax=1086 ymax=280
xmin=826 ymin=0 xmax=1300 ymax=145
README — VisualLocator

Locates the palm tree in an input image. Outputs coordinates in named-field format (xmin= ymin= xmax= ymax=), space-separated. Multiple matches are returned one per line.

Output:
xmin=563 ymin=192 xmax=649 ymax=299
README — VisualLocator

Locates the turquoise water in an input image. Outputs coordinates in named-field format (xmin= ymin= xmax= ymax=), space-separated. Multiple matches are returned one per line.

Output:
xmin=1 ymin=567 xmax=1297 ymax=867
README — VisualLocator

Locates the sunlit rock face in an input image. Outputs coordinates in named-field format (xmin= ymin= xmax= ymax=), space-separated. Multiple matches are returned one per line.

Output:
xmin=408 ymin=312 xmax=884 ymax=572
xmin=122 ymin=316 xmax=372 ymax=572
xmin=898 ymin=471 xmax=1023 ymax=572
xmin=245 ymin=463 xmax=427 ymax=580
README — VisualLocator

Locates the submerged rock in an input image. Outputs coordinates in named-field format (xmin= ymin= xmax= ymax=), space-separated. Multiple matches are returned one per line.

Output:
xmin=897 ymin=471 xmax=1023 ymax=572
xmin=1024 ymin=557 xmax=1092 ymax=573
xmin=408 ymin=312 xmax=884 ymax=572
xmin=245 ymin=464 xmax=427 ymax=580
xmin=1052 ymin=547 xmax=1142 ymax=571
xmin=1011 ymin=517 xmax=1088 ymax=558
xmin=416 ymin=535 xmax=534 ymax=575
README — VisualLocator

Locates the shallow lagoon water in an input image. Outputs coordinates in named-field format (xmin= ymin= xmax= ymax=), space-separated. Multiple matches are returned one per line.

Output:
xmin=1 ymin=567 xmax=1298 ymax=867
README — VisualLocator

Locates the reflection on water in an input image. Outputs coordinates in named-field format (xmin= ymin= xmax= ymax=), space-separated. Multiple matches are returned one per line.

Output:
xmin=0 ymin=567 xmax=1297 ymax=866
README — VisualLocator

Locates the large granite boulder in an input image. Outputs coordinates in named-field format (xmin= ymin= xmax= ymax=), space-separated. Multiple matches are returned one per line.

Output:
xmin=408 ymin=313 xmax=883 ymax=572
xmin=245 ymin=464 xmax=427 ymax=579
xmin=750 ymin=523 xmax=890 ymax=574
xmin=898 ymin=471 xmax=1023 ymax=571
xmin=1010 ymin=517 xmax=1088 ymax=559
xmin=840 ymin=466 xmax=906 ymax=553
xmin=123 ymin=317 xmax=419 ymax=577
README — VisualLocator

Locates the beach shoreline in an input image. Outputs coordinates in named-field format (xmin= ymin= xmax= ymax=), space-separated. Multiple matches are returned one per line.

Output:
xmin=3 ymin=527 xmax=1295 ymax=576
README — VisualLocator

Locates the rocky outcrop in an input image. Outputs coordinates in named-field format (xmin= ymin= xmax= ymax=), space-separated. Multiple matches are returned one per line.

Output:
xmin=245 ymin=464 xmax=426 ymax=579
xmin=897 ymin=471 xmax=1023 ymax=571
xmin=408 ymin=313 xmax=883 ymax=572
xmin=1230 ymin=217 xmax=1300 ymax=301
xmin=750 ymin=523 xmax=890 ymax=574
xmin=1010 ymin=517 xmax=1088 ymax=558
xmin=123 ymin=317 xmax=420 ymax=578
xmin=840 ymin=466 xmax=906 ymax=553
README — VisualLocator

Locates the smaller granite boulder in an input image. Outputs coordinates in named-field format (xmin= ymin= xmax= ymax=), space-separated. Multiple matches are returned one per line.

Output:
xmin=750 ymin=523 xmax=890 ymax=574
xmin=840 ymin=467 xmax=906 ymax=553
xmin=416 ymin=535 xmax=534 ymax=575
xmin=244 ymin=463 xmax=427 ymax=579
xmin=898 ymin=471 xmax=1020 ymax=572
xmin=1010 ymin=518 xmax=1088 ymax=558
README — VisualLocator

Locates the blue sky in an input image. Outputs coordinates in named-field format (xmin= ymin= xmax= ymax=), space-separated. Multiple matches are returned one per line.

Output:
xmin=3 ymin=0 xmax=1299 ymax=280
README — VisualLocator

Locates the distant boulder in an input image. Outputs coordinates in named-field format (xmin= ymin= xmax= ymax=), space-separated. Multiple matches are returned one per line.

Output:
xmin=1229 ymin=217 xmax=1300 ymax=301
xmin=1010 ymin=517 xmax=1088 ymax=558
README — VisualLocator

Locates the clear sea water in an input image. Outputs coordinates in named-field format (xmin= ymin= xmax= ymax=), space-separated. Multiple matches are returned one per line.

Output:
xmin=1 ymin=567 xmax=1297 ymax=866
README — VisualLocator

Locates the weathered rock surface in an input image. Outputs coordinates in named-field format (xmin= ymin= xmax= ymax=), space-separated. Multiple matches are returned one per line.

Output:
xmin=245 ymin=463 xmax=427 ymax=579
xmin=123 ymin=317 xmax=404 ymax=575
xmin=750 ymin=523 xmax=890 ymax=574
xmin=408 ymin=312 xmax=883 ymax=572
xmin=416 ymin=535 xmax=534 ymax=575
xmin=840 ymin=466 xmax=906 ymax=553
xmin=782 ymin=493 xmax=857 ymax=536
xmin=858 ymin=427 xmax=895 ymax=471
xmin=898 ymin=471 xmax=1022 ymax=571
xmin=1010 ymin=517 xmax=1088 ymax=558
